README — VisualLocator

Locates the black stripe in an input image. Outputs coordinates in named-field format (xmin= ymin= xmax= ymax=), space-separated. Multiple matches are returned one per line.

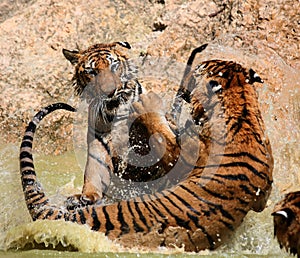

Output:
xmin=214 ymin=173 xmax=250 ymax=182
xmin=103 ymin=206 xmax=114 ymax=235
xmin=145 ymin=196 xmax=167 ymax=220
xmin=199 ymin=183 xmax=233 ymax=200
xmin=214 ymin=173 xmax=258 ymax=194
xmin=126 ymin=202 xmax=144 ymax=233
xmin=179 ymin=184 xmax=217 ymax=206
xmin=167 ymin=190 xmax=201 ymax=215
xmin=218 ymin=207 xmax=235 ymax=221
xmin=25 ymin=122 xmax=37 ymax=133
xmin=154 ymin=193 xmax=191 ymax=230
xmin=219 ymin=219 xmax=234 ymax=231
xmin=179 ymin=183 xmax=235 ymax=222
xmin=137 ymin=80 xmax=143 ymax=94
xmin=186 ymin=212 xmax=216 ymax=250
xmin=239 ymin=184 xmax=254 ymax=195
xmin=163 ymin=194 xmax=184 ymax=212
xmin=20 ymin=161 xmax=34 ymax=169
xmin=20 ymin=150 xmax=33 ymax=160
xmin=64 ymin=213 xmax=70 ymax=221
xmin=22 ymin=170 xmax=35 ymax=176
xmin=229 ymin=118 xmax=243 ymax=140
xmin=29 ymin=199 xmax=49 ymax=211
xmin=33 ymin=208 xmax=47 ymax=220
xmin=293 ymin=201 xmax=300 ymax=208
xmin=215 ymin=152 xmax=269 ymax=167
xmin=91 ymin=206 xmax=101 ymax=231
xmin=25 ymin=188 xmax=36 ymax=195
xmin=25 ymin=192 xmax=41 ymax=201
xmin=22 ymin=135 xmax=33 ymax=142
xmin=194 ymin=175 xmax=224 ymax=184
xmin=22 ymin=178 xmax=35 ymax=186
xmin=20 ymin=140 xmax=33 ymax=149
xmin=89 ymin=153 xmax=111 ymax=172
xmin=203 ymin=162 xmax=268 ymax=181
xmin=47 ymin=103 xmax=76 ymax=113
xmin=134 ymin=202 xmax=151 ymax=231
xmin=77 ymin=209 xmax=86 ymax=224
xmin=44 ymin=209 xmax=54 ymax=219
xmin=55 ymin=211 xmax=63 ymax=220
xmin=235 ymin=207 xmax=248 ymax=215
xmin=71 ymin=213 xmax=77 ymax=223
xmin=117 ymin=203 xmax=130 ymax=236
xmin=141 ymin=196 xmax=168 ymax=232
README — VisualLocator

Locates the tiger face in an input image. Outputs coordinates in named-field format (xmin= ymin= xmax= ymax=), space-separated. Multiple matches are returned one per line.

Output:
xmin=188 ymin=60 xmax=264 ymax=127
xmin=63 ymin=41 xmax=137 ymax=101
xmin=272 ymin=191 xmax=300 ymax=257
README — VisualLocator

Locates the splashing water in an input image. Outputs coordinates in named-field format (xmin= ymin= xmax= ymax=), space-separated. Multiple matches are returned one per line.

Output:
xmin=0 ymin=41 xmax=298 ymax=257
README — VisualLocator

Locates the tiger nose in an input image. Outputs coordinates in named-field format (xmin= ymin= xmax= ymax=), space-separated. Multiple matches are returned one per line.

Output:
xmin=100 ymin=82 xmax=117 ymax=97
xmin=95 ymin=70 xmax=119 ymax=96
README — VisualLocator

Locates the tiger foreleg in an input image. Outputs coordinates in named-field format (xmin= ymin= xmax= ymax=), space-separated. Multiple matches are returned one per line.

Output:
xmin=65 ymin=138 xmax=112 ymax=210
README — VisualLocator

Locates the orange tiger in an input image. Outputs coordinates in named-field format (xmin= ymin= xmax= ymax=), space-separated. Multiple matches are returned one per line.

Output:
xmin=62 ymin=41 xmax=183 ymax=208
xmin=20 ymin=53 xmax=273 ymax=251
xmin=62 ymin=42 xmax=207 ymax=208
xmin=272 ymin=191 xmax=300 ymax=257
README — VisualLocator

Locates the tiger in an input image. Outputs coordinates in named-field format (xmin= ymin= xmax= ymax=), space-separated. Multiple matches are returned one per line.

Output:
xmin=62 ymin=41 xmax=183 ymax=208
xmin=272 ymin=191 xmax=300 ymax=257
xmin=62 ymin=41 xmax=208 ymax=208
xmin=19 ymin=55 xmax=274 ymax=251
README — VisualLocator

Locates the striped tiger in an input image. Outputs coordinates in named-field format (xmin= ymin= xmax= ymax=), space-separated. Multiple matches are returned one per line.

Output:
xmin=62 ymin=41 xmax=207 ymax=208
xmin=62 ymin=41 xmax=181 ymax=208
xmin=19 ymin=56 xmax=273 ymax=251
xmin=272 ymin=191 xmax=300 ymax=257
xmin=62 ymin=41 xmax=144 ymax=208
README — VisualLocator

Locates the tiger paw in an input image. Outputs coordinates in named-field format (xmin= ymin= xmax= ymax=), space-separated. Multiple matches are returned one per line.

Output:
xmin=130 ymin=91 xmax=167 ymax=132
xmin=65 ymin=193 xmax=103 ymax=211
xmin=132 ymin=91 xmax=165 ymax=118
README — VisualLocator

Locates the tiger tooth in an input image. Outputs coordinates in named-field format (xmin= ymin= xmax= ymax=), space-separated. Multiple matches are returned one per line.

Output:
xmin=212 ymin=84 xmax=222 ymax=93
xmin=274 ymin=210 xmax=288 ymax=218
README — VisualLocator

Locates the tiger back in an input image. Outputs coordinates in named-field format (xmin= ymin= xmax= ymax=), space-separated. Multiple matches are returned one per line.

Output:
xmin=20 ymin=55 xmax=273 ymax=251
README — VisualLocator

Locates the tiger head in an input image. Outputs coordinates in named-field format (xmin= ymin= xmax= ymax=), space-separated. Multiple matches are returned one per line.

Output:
xmin=272 ymin=191 xmax=300 ymax=257
xmin=186 ymin=60 xmax=264 ymax=131
xmin=63 ymin=41 xmax=137 ymax=102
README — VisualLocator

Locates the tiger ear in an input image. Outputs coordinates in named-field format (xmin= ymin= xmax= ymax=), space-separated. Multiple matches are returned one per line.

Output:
xmin=62 ymin=49 xmax=80 ymax=65
xmin=247 ymin=68 xmax=264 ymax=84
xmin=116 ymin=41 xmax=131 ymax=49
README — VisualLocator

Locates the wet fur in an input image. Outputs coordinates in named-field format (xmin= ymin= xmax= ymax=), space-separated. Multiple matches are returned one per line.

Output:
xmin=273 ymin=191 xmax=300 ymax=257
xmin=20 ymin=57 xmax=273 ymax=251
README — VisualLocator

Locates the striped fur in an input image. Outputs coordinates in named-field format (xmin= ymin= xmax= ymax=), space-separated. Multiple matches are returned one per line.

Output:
xmin=20 ymin=58 xmax=273 ymax=251
xmin=63 ymin=42 xmax=147 ymax=207
xmin=272 ymin=191 xmax=300 ymax=257
xmin=20 ymin=103 xmax=75 ymax=218
xmin=63 ymin=42 xmax=206 ymax=208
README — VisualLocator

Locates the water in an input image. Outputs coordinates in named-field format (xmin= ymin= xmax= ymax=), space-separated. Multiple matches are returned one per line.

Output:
xmin=0 ymin=43 xmax=299 ymax=257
